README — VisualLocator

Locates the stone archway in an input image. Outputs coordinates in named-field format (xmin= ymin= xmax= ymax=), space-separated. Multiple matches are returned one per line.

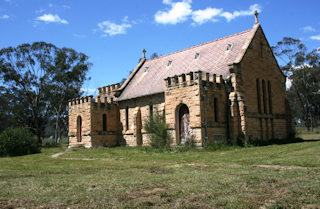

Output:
xmin=178 ymin=104 xmax=190 ymax=144
xmin=77 ymin=116 xmax=82 ymax=142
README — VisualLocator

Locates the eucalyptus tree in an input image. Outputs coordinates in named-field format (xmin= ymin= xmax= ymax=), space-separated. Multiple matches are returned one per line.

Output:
xmin=273 ymin=37 xmax=320 ymax=130
xmin=0 ymin=42 xmax=91 ymax=143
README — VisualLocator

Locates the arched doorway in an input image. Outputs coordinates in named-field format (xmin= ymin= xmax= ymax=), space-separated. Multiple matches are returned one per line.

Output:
xmin=77 ymin=116 xmax=82 ymax=142
xmin=136 ymin=108 xmax=142 ymax=145
xmin=178 ymin=104 xmax=190 ymax=143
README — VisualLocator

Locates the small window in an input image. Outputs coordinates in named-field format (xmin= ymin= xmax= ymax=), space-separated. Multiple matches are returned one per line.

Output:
xmin=149 ymin=104 xmax=153 ymax=120
xmin=194 ymin=53 xmax=200 ymax=59
xmin=226 ymin=44 xmax=233 ymax=51
xmin=144 ymin=66 xmax=149 ymax=72
xmin=167 ymin=60 xmax=172 ymax=67
xmin=102 ymin=114 xmax=107 ymax=132
xmin=77 ymin=116 xmax=82 ymax=142
xmin=214 ymin=98 xmax=219 ymax=122
xmin=167 ymin=78 xmax=172 ymax=86
xmin=125 ymin=106 xmax=129 ymax=130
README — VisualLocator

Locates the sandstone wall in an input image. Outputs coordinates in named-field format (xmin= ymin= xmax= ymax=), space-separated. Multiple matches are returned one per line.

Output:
xmin=199 ymin=76 xmax=228 ymax=144
xmin=164 ymin=72 xmax=202 ymax=145
xmin=68 ymin=96 xmax=93 ymax=147
xmin=238 ymin=26 xmax=292 ymax=140
xmin=68 ymin=95 xmax=121 ymax=148
xmin=118 ymin=93 xmax=165 ymax=146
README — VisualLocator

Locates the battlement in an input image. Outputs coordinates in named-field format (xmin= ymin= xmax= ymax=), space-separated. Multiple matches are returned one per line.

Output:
xmin=164 ymin=71 xmax=224 ymax=88
xmin=69 ymin=95 xmax=94 ymax=106
xmin=68 ymin=95 xmax=116 ymax=108
xmin=98 ymin=83 xmax=121 ymax=95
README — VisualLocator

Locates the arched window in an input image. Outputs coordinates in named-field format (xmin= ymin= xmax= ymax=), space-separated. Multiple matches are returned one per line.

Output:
xmin=262 ymin=80 xmax=267 ymax=113
xmin=256 ymin=78 xmax=261 ymax=113
xmin=77 ymin=116 xmax=82 ymax=142
xmin=268 ymin=81 xmax=272 ymax=114
xmin=102 ymin=114 xmax=107 ymax=132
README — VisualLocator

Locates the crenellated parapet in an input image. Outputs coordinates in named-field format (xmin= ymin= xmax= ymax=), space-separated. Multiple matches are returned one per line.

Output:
xmin=69 ymin=95 xmax=94 ymax=106
xmin=164 ymin=71 xmax=224 ymax=89
xmin=98 ymin=83 xmax=121 ymax=102
xmin=98 ymin=83 xmax=120 ymax=95
xmin=68 ymin=95 xmax=117 ymax=110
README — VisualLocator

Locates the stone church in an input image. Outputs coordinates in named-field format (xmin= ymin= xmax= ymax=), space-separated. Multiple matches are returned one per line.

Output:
xmin=68 ymin=13 xmax=293 ymax=148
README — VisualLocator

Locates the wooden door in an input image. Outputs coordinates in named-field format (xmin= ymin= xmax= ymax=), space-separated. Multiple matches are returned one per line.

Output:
xmin=179 ymin=105 xmax=190 ymax=143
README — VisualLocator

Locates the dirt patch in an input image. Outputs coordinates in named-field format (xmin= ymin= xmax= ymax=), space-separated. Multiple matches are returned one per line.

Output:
xmin=51 ymin=145 xmax=78 ymax=158
xmin=142 ymin=188 xmax=166 ymax=196
xmin=149 ymin=166 xmax=173 ymax=174
xmin=59 ymin=157 xmax=114 ymax=161
xmin=254 ymin=164 xmax=310 ymax=170
xmin=167 ymin=163 xmax=209 ymax=168
xmin=117 ymin=187 xmax=166 ymax=201
xmin=187 ymin=163 xmax=209 ymax=167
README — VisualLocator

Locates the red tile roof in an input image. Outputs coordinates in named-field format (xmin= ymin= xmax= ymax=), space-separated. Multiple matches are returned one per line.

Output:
xmin=117 ymin=28 xmax=254 ymax=101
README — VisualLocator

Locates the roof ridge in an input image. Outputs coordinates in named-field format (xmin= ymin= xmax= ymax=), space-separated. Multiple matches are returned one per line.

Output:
xmin=148 ymin=28 xmax=252 ymax=61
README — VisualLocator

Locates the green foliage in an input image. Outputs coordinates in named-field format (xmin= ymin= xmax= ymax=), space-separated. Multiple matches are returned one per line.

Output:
xmin=0 ymin=127 xmax=40 ymax=157
xmin=236 ymin=133 xmax=246 ymax=147
xmin=0 ymin=42 xmax=91 ymax=143
xmin=144 ymin=111 xmax=171 ymax=149
xmin=273 ymin=37 xmax=320 ymax=129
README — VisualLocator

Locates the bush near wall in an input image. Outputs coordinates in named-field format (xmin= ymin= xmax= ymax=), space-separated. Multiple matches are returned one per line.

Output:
xmin=144 ymin=112 xmax=171 ymax=149
xmin=0 ymin=127 xmax=40 ymax=157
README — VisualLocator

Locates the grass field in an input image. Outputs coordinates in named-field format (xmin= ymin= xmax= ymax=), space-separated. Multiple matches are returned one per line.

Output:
xmin=0 ymin=130 xmax=319 ymax=208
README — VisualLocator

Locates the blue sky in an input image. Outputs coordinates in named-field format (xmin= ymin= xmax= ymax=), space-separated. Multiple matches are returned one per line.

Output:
xmin=1 ymin=0 xmax=319 ymax=95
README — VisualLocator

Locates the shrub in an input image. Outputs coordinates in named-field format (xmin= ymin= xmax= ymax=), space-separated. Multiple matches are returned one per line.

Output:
xmin=0 ymin=127 xmax=40 ymax=157
xmin=144 ymin=111 xmax=171 ymax=149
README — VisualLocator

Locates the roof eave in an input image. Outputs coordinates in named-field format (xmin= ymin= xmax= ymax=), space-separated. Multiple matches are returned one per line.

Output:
xmin=115 ymin=57 xmax=146 ymax=97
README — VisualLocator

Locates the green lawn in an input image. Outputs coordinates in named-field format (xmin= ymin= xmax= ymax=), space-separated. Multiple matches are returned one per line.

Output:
xmin=0 ymin=135 xmax=319 ymax=208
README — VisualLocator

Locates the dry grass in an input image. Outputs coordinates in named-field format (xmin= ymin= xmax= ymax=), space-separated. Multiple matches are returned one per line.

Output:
xmin=0 ymin=131 xmax=319 ymax=208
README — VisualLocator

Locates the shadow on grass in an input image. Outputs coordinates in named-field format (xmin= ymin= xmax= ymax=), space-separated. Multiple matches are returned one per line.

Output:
xmin=301 ymin=139 xmax=320 ymax=142
xmin=248 ymin=137 xmax=314 ymax=147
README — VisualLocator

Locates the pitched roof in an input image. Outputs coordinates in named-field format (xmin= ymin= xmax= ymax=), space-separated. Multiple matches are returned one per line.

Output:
xmin=117 ymin=27 xmax=256 ymax=101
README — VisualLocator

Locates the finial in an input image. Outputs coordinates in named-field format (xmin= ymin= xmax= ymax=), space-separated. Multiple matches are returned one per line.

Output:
xmin=254 ymin=10 xmax=259 ymax=24
xmin=142 ymin=49 xmax=146 ymax=59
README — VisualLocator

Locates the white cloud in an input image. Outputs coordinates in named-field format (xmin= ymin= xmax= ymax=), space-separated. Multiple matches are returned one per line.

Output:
xmin=81 ymin=88 xmax=97 ymax=93
xmin=302 ymin=26 xmax=316 ymax=33
xmin=286 ymin=78 xmax=292 ymax=89
xmin=220 ymin=4 xmax=261 ymax=22
xmin=36 ymin=14 xmax=68 ymax=24
xmin=310 ymin=35 xmax=320 ymax=40
xmin=154 ymin=0 xmax=192 ymax=24
xmin=97 ymin=18 xmax=132 ymax=36
xmin=154 ymin=1 xmax=261 ymax=25
xmin=0 ymin=14 xmax=9 ymax=19
xmin=192 ymin=8 xmax=222 ymax=25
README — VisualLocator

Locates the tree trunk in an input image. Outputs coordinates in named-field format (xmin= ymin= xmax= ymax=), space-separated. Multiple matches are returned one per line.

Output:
xmin=55 ymin=113 xmax=59 ymax=144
